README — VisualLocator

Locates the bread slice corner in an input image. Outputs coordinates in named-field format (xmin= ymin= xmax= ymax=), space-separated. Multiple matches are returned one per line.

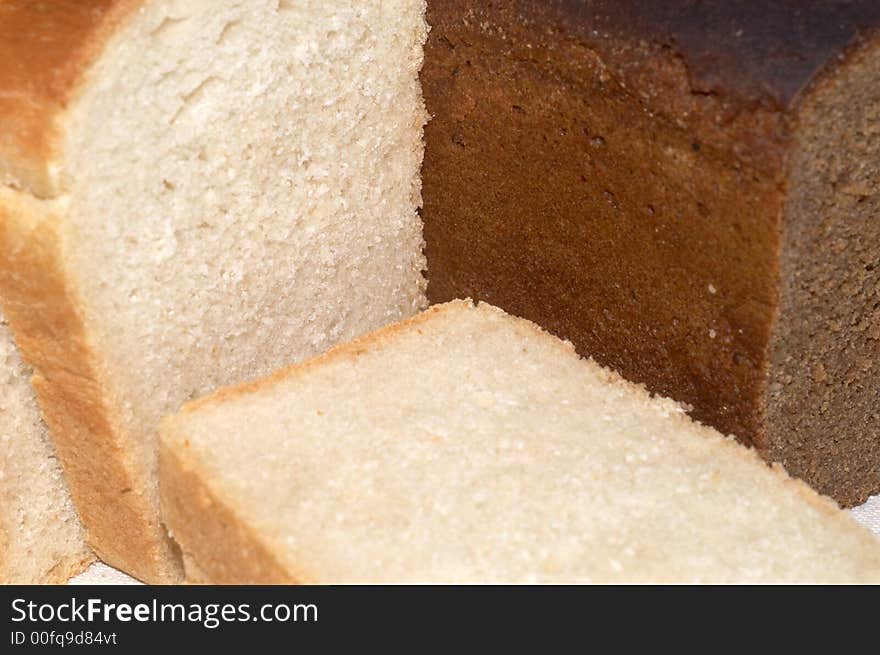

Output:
xmin=0 ymin=313 xmax=94 ymax=584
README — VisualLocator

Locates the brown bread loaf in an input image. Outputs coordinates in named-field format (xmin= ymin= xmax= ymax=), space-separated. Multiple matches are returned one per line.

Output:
xmin=421 ymin=0 xmax=880 ymax=506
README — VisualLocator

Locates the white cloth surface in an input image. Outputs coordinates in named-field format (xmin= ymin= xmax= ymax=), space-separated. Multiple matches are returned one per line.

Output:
xmin=851 ymin=494 xmax=880 ymax=536
xmin=68 ymin=495 xmax=880 ymax=584
xmin=69 ymin=562 xmax=140 ymax=585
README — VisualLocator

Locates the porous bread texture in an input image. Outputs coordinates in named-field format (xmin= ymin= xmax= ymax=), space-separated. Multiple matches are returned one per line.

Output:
xmin=765 ymin=38 xmax=880 ymax=503
xmin=160 ymin=301 xmax=880 ymax=584
xmin=0 ymin=314 xmax=92 ymax=584
xmin=419 ymin=1 xmax=880 ymax=507
xmin=0 ymin=0 xmax=428 ymax=582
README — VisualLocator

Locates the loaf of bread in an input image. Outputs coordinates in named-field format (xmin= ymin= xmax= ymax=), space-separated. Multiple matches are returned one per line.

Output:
xmin=0 ymin=0 xmax=428 ymax=582
xmin=421 ymin=1 xmax=880 ymax=506
xmin=160 ymin=301 xmax=880 ymax=584
xmin=1 ymin=314 xmax=92 ymax=583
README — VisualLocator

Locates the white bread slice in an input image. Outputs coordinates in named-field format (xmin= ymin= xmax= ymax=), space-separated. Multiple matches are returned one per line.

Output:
xmin=1 ymin=313 xmax=93 ymax=583
xmin=160 ymin=301 xmax=880 ymax=584
xmin=0 ymin=1 xmax=427 ymax=582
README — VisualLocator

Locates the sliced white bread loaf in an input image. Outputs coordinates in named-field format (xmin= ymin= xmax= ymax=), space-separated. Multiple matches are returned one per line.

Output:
xmin=160 ymin=301 xmax=880 ymax=584
xmin=0 ymin=0 xmax=427 ymax=582
xmin=0 ymin=314 xmax=92 ymax=583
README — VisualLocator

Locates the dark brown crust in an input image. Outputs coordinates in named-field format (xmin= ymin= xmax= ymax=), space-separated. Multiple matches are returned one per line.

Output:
xmin=422 ymin=1 xmax=783 ymax=444
xmin=491 ymin=1 xmax=878 ymax=180
xmin=159 ymin=438 xmax=302 ymax=585
xmin=552 ymin=0 xmax=880 ymax=110
xmin=0 ymin=187 xmax=180 ymax=583
xmin=0 ymin=0 xmax=143 ymax=197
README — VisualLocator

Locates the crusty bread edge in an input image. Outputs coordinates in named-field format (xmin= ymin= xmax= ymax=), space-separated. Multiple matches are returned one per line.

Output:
xmin=0 ymin=185 xmax=181 ymax=583
xmin=159 ymin=435 xmax=308 ymax=585
xmin=0 ymin=502 xmax=94 ymax=584
xmin=163 ymin=300 xmax=879 ymax=583
xmin=31 ymin=552 xmax=96 ymax=586
xmin=0 ymin=0 xmax=145 ymax=198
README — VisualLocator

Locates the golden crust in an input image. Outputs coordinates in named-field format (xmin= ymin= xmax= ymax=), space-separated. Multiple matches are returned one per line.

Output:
xmin=0 ymin=0 xmax=144 ymax=197
xmin=38 ymin=551 xmax=96 ymax=585
xmin=0 ymin=185 xmax=180 ymax=583
xmin=159 ymin=439 xmax=303 ymax=585
xmin=180 ymin=554 xmax=212 ymax=585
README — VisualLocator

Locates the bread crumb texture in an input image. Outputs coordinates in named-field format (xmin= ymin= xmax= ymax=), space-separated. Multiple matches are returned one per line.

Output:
xmin=163 ymin=301 xmax=880 ymax=584
xmin=0 ymin=315 xmax=92 ymax=583
xmin=1 ymin=0 xmax=428 ymax=581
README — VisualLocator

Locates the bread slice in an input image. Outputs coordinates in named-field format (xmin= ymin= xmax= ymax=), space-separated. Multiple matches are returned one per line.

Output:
xmin=0 ymin=0 xmax=428 ymax=582
xmin=160 ymin=301 xmax=880 ymax=584
xmin=1 ymin=313 xmax=93 ymax=583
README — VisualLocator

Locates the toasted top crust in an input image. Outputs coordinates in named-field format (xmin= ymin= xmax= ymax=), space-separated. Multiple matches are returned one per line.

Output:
xmin=5 ymin=1 xmax=878 ymax=197
xmin=552 ymin=0 xmax=880 ymax=110
xmin=0 ymin=0 xmax=143 ymax=197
